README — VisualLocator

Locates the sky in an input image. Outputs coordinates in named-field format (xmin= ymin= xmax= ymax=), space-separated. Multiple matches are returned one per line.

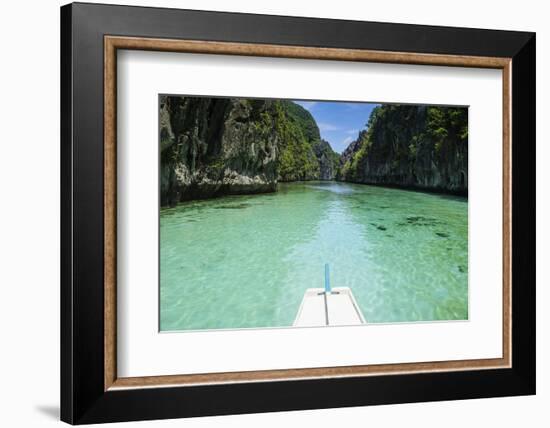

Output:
xmin=293 ymin=100 xmax=379 ymax=153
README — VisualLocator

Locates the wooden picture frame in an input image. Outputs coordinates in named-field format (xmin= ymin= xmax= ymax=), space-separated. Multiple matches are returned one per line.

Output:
xmin=61 ymin=2 xmax=535 ymax=424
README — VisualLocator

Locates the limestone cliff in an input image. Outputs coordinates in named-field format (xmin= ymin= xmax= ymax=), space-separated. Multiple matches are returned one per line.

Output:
xmin=313 ymin=139 xmax=340 ymax=180
xmin=160 ymin=96 xmax=340 ymax=206
xmin=338 ymin=105 xmax=468 ymax=195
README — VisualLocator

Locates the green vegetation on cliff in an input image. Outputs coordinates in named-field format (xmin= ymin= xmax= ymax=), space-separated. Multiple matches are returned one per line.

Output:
xmin=275 ymin=101 xmax=341 ymax=181
xmin=313 ymin=139 xmax=341 ymax=180
xmin=160 ymin=97 xmax=467 ymax=206
xmin=338 ymin=105 xmax=468 ymax=194
xmin=160 ymin=96 xmax=340 ymax=206
xmin=274 ymin=100 xmax=321 ymax=181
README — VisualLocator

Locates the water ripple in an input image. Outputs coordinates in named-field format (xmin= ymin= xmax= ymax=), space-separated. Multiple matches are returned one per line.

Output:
xmin=160 ymin=182 xmax=468 ymax=331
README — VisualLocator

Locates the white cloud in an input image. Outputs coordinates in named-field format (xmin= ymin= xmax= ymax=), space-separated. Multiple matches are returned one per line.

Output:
xmin=318 ymin=122 xmax=340 ymax=132
xmin=345 ymin=129 xmax=359 ymax=135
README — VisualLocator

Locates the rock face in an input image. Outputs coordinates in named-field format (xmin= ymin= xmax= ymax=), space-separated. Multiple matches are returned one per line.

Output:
xmin=313 ymin=139 xmax=341 ymax=180
xmin=275 ymin=100 xmax=322 ymax=182
xmin=339 ymin=131 xmax=365 ymax=172
xmin=160 ymin=96 xmax=340 ymax=206
xmin=338 ymin=105 xmax=468 ymax=195
xmin=160 ymin=96 xmax=278 ymax=205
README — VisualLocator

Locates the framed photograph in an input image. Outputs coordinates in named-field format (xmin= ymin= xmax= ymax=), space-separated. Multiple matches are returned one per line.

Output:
xmin=60 ymin=2 xmax=536 ymax=424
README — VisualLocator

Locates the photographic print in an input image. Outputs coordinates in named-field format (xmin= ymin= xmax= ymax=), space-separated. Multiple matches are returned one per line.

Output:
xmin=62 ymin=7 xmax=534 ymax=421
xmin=159 ymin=95 xmax=468 ymax=332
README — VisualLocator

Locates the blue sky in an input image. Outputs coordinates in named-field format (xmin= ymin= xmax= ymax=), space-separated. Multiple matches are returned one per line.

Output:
xmin=293 ymin=100 xmax=379 ymax=153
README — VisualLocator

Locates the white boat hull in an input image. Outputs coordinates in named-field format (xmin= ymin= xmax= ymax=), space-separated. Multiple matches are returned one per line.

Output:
xmin=293 ymin=287 xmax=366 ymax=327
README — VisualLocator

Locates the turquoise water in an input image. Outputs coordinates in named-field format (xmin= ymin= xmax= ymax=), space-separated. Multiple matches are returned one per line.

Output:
xmin=160 ymin=182 xmax=468 ymax=331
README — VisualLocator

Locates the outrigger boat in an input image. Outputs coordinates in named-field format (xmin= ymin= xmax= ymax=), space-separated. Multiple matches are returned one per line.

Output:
xmin=293 ymin=264 xmax=366 ymax=327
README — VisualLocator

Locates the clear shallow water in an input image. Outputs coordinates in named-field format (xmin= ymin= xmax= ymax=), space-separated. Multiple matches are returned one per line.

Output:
xmin=160 ymin=182 xmax=468 ymax=331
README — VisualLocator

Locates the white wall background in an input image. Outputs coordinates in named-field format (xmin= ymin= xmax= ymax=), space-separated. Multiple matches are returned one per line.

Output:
xmin=0 ymin=0 xmax=546 ymax=426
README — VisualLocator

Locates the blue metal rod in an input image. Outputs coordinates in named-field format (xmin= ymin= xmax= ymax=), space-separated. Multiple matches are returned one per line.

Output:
xmin=324 ymin=263 xmax=331 ymax=293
